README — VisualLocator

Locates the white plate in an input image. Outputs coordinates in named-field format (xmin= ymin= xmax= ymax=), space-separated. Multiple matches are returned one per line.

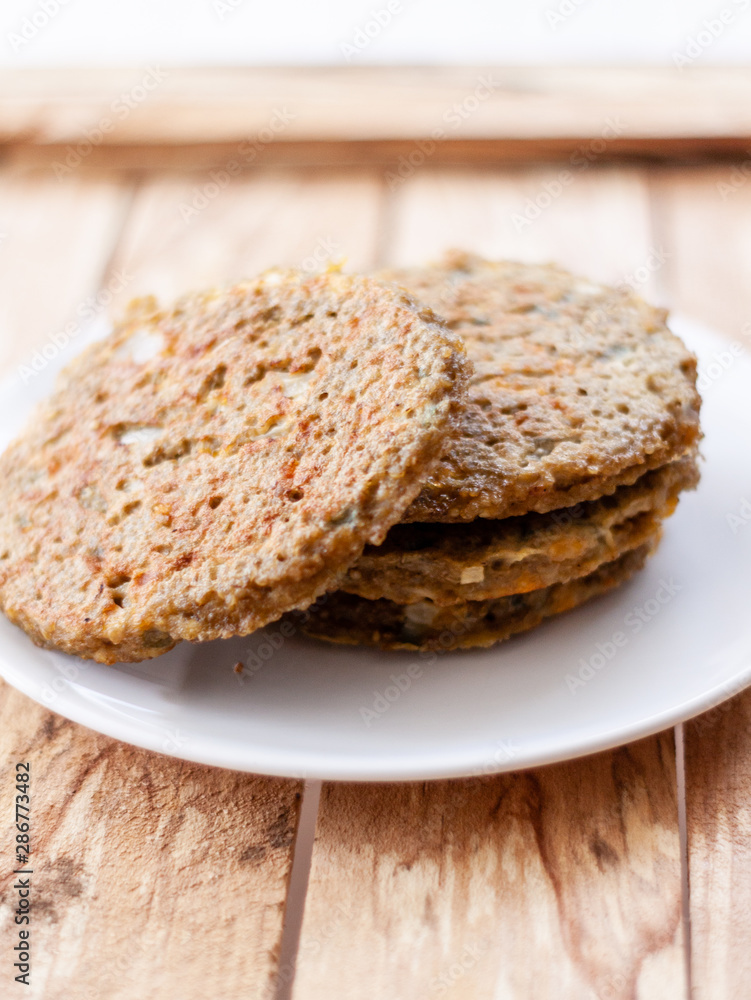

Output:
xmin=1 ymin=317 xmax=750 ymax=780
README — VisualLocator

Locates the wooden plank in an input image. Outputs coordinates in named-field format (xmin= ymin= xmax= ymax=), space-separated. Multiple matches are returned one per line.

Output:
xmin=2 ymin=67 xmax=751 ymax=149
xmin=685 ymin=691 xmax=751 ymax=1000
xmin=103 ymin=167 xmax=383 ymax=309
xmin=292 ymin=165 xmax=686 ymax=1000
xmin=0 ymin=168 xmax=132 ymax=376
xmin=0 ymin=683 xmax=301 ymax=1000
xmin=387 ymin=164 xmax=660 ymax=296
xmin=659 ymin=166 xmax=751 ymax=1000
xmin=293 ymin=736 xmax=684 ymax=1000
xmin=650 ymin=166 xmax=751 ymax=342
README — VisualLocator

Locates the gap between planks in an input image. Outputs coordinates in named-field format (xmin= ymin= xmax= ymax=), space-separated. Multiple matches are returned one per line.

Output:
xmin=674 ymin=723 xmax=692 ymax=999
xmin=275 ymin=780 xmax=323 ymax=1000
xmin=282 ymin=732 xmax=691 ymax=1000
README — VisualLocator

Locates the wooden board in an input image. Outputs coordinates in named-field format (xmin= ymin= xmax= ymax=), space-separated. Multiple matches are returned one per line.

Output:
xmin=685 ymin=692 xmax=751 ymax=1000
xmin=0 ymin=168 xmax=132 ymax=374
xmin=293 ymin=735 xmax=684 ymax=1000
xmin=385 ymin=164 xmax=659 ymax=295
xmin=659 ymin=166 xmax=751 ymax=1000
xmin=0 ymin=684 xmax=301 ymax=1000
xmin=3 ymin=68 xmax=751 ymax=175
xmin=650 ymin=166 xmax=751 ymax=341
xmin=104 ymin=167 xmax=383 ymax=308
xmin=3 ymin=67 xmax=751 ymax=148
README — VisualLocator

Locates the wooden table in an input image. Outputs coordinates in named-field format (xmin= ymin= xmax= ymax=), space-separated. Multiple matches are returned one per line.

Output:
xmin=1 ymin=68 xmax=750 ymax=1000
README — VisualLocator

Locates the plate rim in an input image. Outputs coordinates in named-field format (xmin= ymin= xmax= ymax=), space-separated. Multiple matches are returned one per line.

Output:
xmin=0 ymin=312 xmax=749 ymax=780
xmin=1 ymin=650 xmax=749 ymax=781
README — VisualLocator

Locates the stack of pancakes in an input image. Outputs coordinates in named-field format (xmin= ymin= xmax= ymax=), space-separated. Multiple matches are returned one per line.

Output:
xmin=297 ymin=253 xmax=702 ymax=651
xmin=0 ymin=254 xmax=701 ymax=664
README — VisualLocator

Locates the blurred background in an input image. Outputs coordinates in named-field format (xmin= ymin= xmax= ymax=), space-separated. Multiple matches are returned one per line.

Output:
xmin=2 ymin=0 xmax=751 ymax=66
xmin=1 ymin=0 xmax=750 ymax=379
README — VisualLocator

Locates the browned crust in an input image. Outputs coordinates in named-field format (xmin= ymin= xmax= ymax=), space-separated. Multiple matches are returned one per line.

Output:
xmin=0 ymin=270 xmax=469 ymax=662
xmin=379 ymin=252 xmax=702 ymax=522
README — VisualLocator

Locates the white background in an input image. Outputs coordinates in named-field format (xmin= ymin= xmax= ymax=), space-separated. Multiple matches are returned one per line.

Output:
xmin=1 ymin=0 xmax=751 ymax=67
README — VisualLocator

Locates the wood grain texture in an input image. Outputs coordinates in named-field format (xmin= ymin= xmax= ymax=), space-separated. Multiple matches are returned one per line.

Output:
xmin=650 ymin=166 xmax=751 ymax=342
xmin=103 ymin=167 xmax=383 ymax=309
xmin=0 ymin=682 xmax=301 ymax=1000
xmin=293 ymin=735 xmax=684 ymax=1000
xmin=385 ymin=165 xmax=659 ymax=296
xmin=685 ymin=691 xmax=751 ymax=1000
xmin=661 ymin=165 xmax=751 ymax=1000
xmin=0 ymin=169 xmax=132 ymax=375
xmin=2 ymin=67 xmax=751 ymax=148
